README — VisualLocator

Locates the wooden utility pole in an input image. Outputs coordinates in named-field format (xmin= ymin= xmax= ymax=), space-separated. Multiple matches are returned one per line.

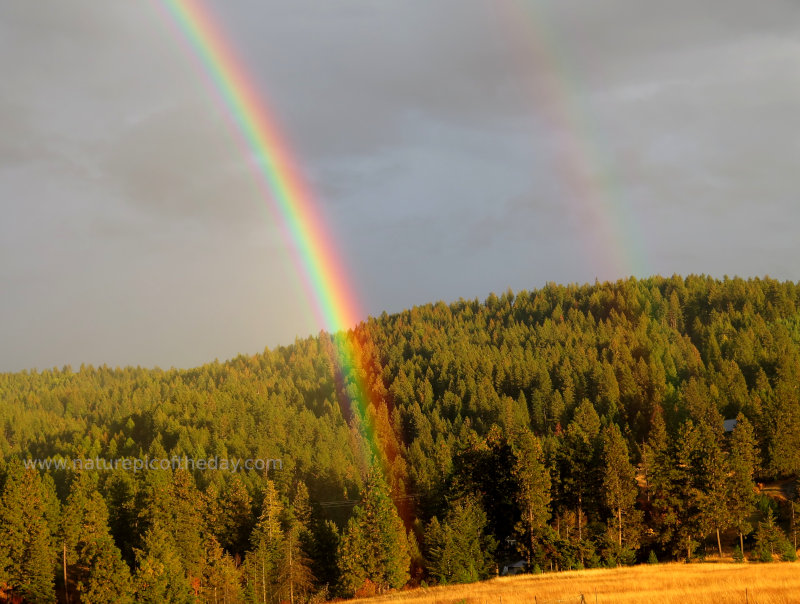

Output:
xmin=261 ymin=553 xmax=267 ymax=604
xmin=288 ymin=531 xmax=295 ymax=604
xmin=63 ymin=543 xmax=70 ymax=604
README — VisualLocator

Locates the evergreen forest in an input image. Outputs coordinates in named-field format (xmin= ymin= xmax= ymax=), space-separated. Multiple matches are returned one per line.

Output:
xmin=3 ymin=274 xmax=800 ymax=603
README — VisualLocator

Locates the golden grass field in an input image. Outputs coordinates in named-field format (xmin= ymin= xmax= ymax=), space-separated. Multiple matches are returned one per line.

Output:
xmin=352 ymin=562 xmax=800 ymax=604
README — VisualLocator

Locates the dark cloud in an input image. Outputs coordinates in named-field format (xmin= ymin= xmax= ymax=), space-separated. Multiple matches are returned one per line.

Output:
xmin=97 ymin=102 xmax=258 ymax=222
xmin=1 ymin=0 xmax=799 ymax=371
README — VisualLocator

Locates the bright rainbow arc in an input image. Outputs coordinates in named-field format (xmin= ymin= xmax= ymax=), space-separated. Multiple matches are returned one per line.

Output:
xmin=160 ymin=0 xmax=358 ymax=334
xmin=157 ymin=0 xmax=394 ymax=478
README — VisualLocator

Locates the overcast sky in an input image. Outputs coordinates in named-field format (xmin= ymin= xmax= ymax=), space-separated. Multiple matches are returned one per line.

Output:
xmin=2 ymin=0 xmax=799 ymax=372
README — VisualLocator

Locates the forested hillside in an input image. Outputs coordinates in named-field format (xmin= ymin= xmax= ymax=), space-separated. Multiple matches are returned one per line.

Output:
xmin=2 ymin=275 xmax=800 ymax=603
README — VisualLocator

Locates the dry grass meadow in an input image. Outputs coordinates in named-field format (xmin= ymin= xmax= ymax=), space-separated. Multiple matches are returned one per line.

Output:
xmin=352 ymin=562 xmax=800 ymax=604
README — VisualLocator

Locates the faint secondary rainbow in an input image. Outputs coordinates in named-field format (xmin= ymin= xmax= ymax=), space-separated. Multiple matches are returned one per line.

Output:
xmin=496 ymin=1 xmax=649 ymax=279
xmin=155 ymin=0 xmax=397 ymax=482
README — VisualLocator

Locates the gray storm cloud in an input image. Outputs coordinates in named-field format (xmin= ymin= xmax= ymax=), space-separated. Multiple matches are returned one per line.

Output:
xmin=1 ymin=0 xmax=798 ymax=371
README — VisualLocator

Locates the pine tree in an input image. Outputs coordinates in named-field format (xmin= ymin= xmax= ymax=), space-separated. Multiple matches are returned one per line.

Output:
xmin=511 ymin=431 xmax=551 ymax=568
xmin=170 ymin=469 xmax=206 ymax=580
xmin=601 ymin=424 xmax=640 ymax=553
xmin=672 ymin=422 xmax=705 ymax=560
xmin=219 ymin=475 xmax=254 ymax=555
xmin=292 ymin=481 xmax=312 ymax=534
xmin=338 ymin=467 xmax=410 ymax=595
xmin=309 ymin=519 xmax=340 ymax=593
xmin=511 ymin=392 xmax=531 ymax=430
xmin=133 ymin=521 xmax=193 ymax=604
xmin=61 ymin=470 xmax=95 ymax=597
xmin=69 ymin=490 xmax=133 ymax=603
xmin=277 ymin=481 xmax=316 ymax=603
xmin=768 ymin=354 xmax=800 ymax=475
xmin=292 ymin=480 xmax=314 ymax=563
xmin=0 ymin=462 xmax=57 ymax=602
xmin=666 ymin=289 xmax=683 ymax=331
xmin=135 ymin=464 xmax=174 ymax=547
xmin=338 ymin=513 xmax=370 ymax=596
xmin=695 ymin=431 xmax=732 ymax=557
xmin=278 ymin=522 xmax=315 ymax=604
xmin=424 ymin=496 xmax=495 ymax=584
xmin=650 ymin=421 xmax=703 ymax=560
xmin=104 ymin=469 xmax=138 ymax=565
xmin=450 ymin=426 xmax=519 ymax=551
xmin=201 ymin=535 xmax=243 ymax=604
xmin=729 ymin=414 xmax=757 ymax=554
xmin=202 ymin=482 xmax=224 ymax=538
xmin=640 ymin=405 xmax=668 ymax=503
xmin=244 ymin=480 xmax=284 ymax=604
xmin=752 ymin=510 xmax=792 ymax=562
xmin=556 ymin=400 xmax=601 ymax=564
xmin=62 ymin=472 xmax=95 ymax=540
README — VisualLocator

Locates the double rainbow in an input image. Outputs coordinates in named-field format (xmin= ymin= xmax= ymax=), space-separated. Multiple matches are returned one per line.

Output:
xmin=156 ymin=0 xmax=647 ymax=511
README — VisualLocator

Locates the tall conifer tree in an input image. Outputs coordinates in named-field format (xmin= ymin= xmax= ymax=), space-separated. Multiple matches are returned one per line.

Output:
xmin=424 ymin=496 xmax=495 ymax=584
xmin=601 ymin=424 xmax=641 ymax=553
xmin=244 ymin=480 xmax=284 ymax=603
xmin=729 ymin=414 xmax=758 ymax=554
xmin=133 ymin=521 xmax=193 ymax=604
xmin=72 ymin=492 xmax=133 ymax=604
xmin=511 ymin=431 xmax=551 ymax=567
xmin=0 ymin=463 xmax=57 ymax=602
xmin=339 ymin=466 xmax=410 ymax=595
